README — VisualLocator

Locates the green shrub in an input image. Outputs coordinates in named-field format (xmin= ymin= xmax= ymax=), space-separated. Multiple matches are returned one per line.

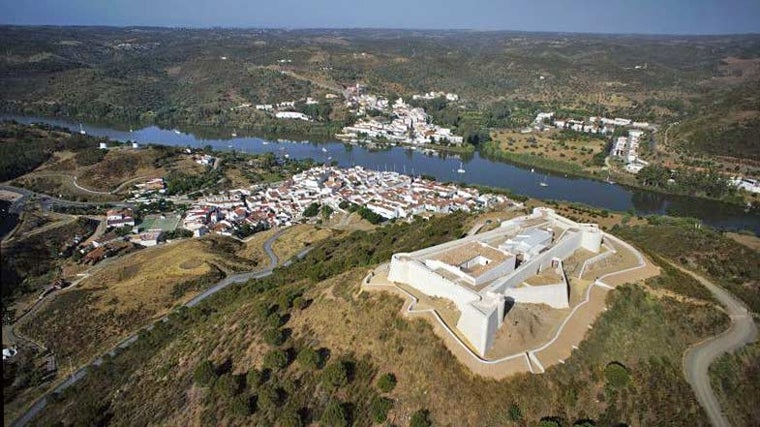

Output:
xmin=296 ymin=347 xmax=321 ymax=370
xmin=508 ymin=403 xmax=522 ymax=421
xmin=266 ymin=312 xmax=285 ymax=328
xmin=410 ymin=409 xmax=433 ymax=427
xmin=246 ymin=368 xmax=264 ymax=390
xmin=320 ymin=400 xmax=348 ymax=427
xmin=605 ymin=362 xmax=631 ymax=389
xmin=377 ymin=373 xmax=397 ymax=393
xmin=369 ymin=396 xmax=393 ymax=423
xmin=292 ymin=296 xmax=308 ymax=310
xmin=257 ymin=384 xmax=282 ymax=412
xmin=230 ymin=394 xmax=252 ymax=417
xmin=263 ymin=328 xmax=286 ymax=346
xmin=321 ymin=361 xmax=348 ymax=391
xmin=214 ymin=373 xmax=240 ymax=398
xmin=263 ymin=349 xmax=288 ymax=371
xmin=193 ymin=360 xmax=216 ymax=386
xmin=278 ymin=408 xmax=303 ymax=427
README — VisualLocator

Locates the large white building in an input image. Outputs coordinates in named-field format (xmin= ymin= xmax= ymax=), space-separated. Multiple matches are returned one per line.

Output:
xmin=387 ymin=207 xmax=603 ymax=356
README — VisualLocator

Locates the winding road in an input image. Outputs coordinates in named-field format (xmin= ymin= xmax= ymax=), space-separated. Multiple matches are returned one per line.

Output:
xmin=9 ymin=227 xmax=311 ymax=427
xmin=0 ymin=184 xmax=131 ymax=214
xmin=679 ymin=263 xmax=758 ymax=427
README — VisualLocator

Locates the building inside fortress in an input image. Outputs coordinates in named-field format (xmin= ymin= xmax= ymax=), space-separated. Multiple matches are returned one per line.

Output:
xmin=388 ymin=207 xmax=603 ymax=356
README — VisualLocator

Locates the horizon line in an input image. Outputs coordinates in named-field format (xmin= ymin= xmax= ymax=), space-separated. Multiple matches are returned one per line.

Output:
xmin=1 ymin=23 xmax=759 ymax=38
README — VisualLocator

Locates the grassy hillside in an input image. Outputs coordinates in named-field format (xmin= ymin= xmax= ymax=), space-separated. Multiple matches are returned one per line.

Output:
xmin=1 ymin=216 xmax=98 ymax=308
xmin=16 ymin=235 xmax=256 ymax=367
xmin=612 ymin=216 xmax=760 ymax=313
xmin=709 ymin=342 xmax=760 ymax=427
xmin=20 ymin=214 xmax=731 ymax=427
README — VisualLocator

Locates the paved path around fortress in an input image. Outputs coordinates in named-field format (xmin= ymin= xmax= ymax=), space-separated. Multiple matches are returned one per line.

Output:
xmin=9 ymin=228 xmax=315 ymax=427
xmin=678 ymin=263 xmax=758 ymax=427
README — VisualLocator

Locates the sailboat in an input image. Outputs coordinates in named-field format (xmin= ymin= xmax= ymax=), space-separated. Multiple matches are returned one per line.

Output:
xmin=456 ymin=162 xmax=466 ymax=174
xmin=539 ymin=175 xmax=549 ymax=187
xmin=79 ymin=124 xmax=86 ymax=135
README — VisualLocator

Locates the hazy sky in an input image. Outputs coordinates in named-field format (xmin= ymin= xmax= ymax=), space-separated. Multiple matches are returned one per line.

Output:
xmin=1 ymin=0 xmax=759 ymax=35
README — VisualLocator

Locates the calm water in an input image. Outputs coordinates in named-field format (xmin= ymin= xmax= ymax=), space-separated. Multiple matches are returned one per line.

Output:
xmin=4 ymin=115 xmax=759 ymax=234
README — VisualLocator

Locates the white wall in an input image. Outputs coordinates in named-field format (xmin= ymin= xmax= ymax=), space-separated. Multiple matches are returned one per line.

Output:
xmin=388 ymin=255 xmax=480 ymax=311
xmin=472 ymin=255 xmax=517 ymax=286
xmin=456 ymin=303 xmax=500 ymax=356
xmin=504 ymin=282 xmax=568 ymax=308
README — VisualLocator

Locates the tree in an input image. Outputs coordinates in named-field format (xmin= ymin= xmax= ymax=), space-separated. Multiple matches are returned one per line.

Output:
xmin=292 ymin=296 xmax=308 ymax=310
xmin=297 ymin=347 xmax=321 ymax=370
xmin=193 ymin=360 xmax=216 ymax=386
xmin=230 ymin=394 xmax=252 ymax=417
xmin=263 ymin=328 xmax=286 ymax=346
xmin=321 ymin=204 xmax=334 ymax=219
xmin=257 ymin=384 xmax=282 ymax=412
xmin=410 ymin=409 xmax=433 ymax=427
xmin=321 ymin=361 xmax=348 ymax=391
xmin=278 ymin=408 xmax=303 ymax=427
xmin=303 ymin=202 xmax=320 ymax=217
xmin=246 ymin=368 xmax=264 ymax=390
xmin=605 ymin=362 xmax=631 ymax=389
xmin=369 ymin=396 xmax=393 ymax=423
xmin=320 ymin=400 xmax=349 ymax=427
xmin=263 ymin=349 xmax=288 ymax=371
xmin=214 ymin=373 xmax=241 ymax=398
xmin=376 ymin=373 xmax=397 ymax=393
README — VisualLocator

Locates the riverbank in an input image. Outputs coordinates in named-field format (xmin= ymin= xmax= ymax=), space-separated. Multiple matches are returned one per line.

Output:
xmin=479 ymin=139 xmax=754 ymax=210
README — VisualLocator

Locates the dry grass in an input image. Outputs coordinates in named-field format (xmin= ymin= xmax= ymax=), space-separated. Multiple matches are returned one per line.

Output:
xmin=12 ymin=174 xmax=119 ymax=202
xmin=271 ymin=224 xmax=334 ymax=262
xmin=77 ymin=236 xmax=253 ymax=314
xmin=18 ymin=235 xmax=256 ymax=366
xmin=491 ymin=129 xmax=607 ymax=167
xmin=726 ymin=232 xmax=760 ymax=252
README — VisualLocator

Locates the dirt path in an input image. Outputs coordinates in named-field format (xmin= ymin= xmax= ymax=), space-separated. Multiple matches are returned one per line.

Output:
xmin=677 ymin=263 xmax=758 ymax=427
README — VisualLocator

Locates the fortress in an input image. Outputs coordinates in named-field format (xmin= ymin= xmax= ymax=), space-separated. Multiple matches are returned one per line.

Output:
xmin=387 ymin=207 xmax=603 ymax=356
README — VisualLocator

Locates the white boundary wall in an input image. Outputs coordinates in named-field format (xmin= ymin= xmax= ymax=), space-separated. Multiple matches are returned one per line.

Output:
xmin=388 ymin=255 xmax=480 ymax=311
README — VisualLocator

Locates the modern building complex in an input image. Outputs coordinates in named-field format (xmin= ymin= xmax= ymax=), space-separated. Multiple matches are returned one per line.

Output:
xmin=387 ymin=207 xmax=604 ymax=356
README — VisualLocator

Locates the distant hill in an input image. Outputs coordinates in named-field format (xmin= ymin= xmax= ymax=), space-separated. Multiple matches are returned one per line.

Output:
xmin=1 ymin=26 xmax=758 ymax=157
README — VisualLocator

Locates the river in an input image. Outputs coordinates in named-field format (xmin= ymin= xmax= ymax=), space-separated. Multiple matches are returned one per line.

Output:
xmin=3 ymin=115 xmax=758 ymax=234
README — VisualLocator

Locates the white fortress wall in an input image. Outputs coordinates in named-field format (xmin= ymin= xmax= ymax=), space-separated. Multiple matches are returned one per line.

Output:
xmin=456 ymin=302 xmax=501 ymax=356
xmin=580 ymin=224 xmax=603 ymax=252
xmin=424 ymin=259 xmax=474 ymax=285
xmin=388 ymin=255 xmax=481 ymax=310
xmin=471 ymin=255 xmax=517 ymax=285
xmin=504 ymin=282 xmax=569 ymax=308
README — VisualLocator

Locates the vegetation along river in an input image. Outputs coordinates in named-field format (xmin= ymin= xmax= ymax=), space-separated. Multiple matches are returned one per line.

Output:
xmin=4 ymin=115 xmax=758 ymax=234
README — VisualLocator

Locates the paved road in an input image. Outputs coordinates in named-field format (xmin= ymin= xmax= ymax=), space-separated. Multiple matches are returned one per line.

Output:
xmin=0 ymin=184 xmax=131 ymax=215
xmin=9 ymin=228 xmax=311 ymax=427
xmin=679 ymin=263 xmax=758 ymax=427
